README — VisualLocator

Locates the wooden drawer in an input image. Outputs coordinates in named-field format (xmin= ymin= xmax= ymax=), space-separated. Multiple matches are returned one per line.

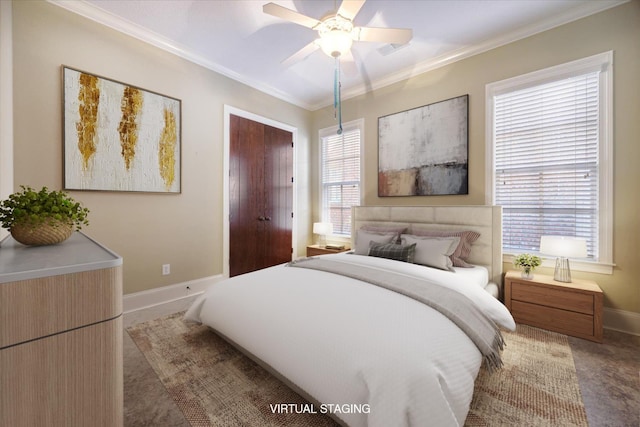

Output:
xmin=306 ymin=245 xmax=350 ymax=256
xmin=511 ymin=300 xmax=594 ymax=337
xmin=307 ymin=247 xmax=332 ymax=256
xmin=1 ymin=317 xmax=123 ymax=427
xmin=511 ymin=280 xmax=594 ymax=315
xmin=0 ymin=266 xmax=122 ymax=348
xmin=504 ymin=271 xmax=603 ymax=343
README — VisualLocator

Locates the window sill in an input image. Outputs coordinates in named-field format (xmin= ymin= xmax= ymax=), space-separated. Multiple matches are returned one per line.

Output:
xmin=503 ymin=253 xmax=614 ymax=275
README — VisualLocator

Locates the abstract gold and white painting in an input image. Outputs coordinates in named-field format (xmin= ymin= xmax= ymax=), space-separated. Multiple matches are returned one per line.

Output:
xmin=63 ymin=66 xmax=181 ymax=193
xmin=378 ymin=95 xmax=468 ymax=197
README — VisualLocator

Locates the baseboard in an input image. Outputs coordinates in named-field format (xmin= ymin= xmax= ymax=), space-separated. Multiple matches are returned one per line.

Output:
xmin=603 ymin=307 xmax=640 ymax=336
xmin=123 ymin=274 xmax=224 ymax=313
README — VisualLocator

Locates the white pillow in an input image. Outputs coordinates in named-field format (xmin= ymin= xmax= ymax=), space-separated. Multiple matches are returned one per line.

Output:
xmin=400 ymin=234 xmax=460 ymax=271
xmin=355 ymin=230 xmax=397 ymax=255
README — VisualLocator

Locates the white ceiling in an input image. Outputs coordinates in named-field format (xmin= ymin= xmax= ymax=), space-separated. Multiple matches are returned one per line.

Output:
xmin=51 ymin=0 xmax=624 ymax=110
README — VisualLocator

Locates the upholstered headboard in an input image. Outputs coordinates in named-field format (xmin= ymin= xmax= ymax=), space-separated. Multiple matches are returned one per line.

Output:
xmin=351 ymin=205 xmax=503 ymax=285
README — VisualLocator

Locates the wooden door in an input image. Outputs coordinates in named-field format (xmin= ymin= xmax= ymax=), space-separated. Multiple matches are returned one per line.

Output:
xmin=229 ymin=115 xmax=264 ymax=276
xmin=263 ymin=125 xmax=293 ymax=268
xmin=229 ymin=115 xmax=293 ymax=277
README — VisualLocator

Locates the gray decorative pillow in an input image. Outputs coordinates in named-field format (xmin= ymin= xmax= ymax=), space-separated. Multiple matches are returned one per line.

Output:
xmin=409 ymin=229 xmax=480 ymax=267
xmin=400 ymin=234 xmax=460 ymax=271
xmin=354 ymin=230 xmax=398 ymax=255
xmin=368 ymin=241 xmax=416 ymax=263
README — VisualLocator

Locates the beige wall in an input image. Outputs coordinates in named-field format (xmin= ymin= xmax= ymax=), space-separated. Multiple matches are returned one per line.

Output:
xmin=0 ymin=0 xmax=13 ymax=241
xmin=312 ymin=1 xmax=640 ymax=315
xmin=11 ymin=1 xmax=312 ymax=294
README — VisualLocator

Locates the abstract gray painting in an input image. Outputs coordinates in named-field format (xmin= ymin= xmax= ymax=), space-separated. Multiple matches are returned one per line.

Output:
xmin=378 ymin=95 xmax=468 ymax=196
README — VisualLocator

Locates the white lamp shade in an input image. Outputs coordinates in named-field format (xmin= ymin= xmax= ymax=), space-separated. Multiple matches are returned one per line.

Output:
xmin=540 ymin=236 xmax=587 ymax=258
xmin=313 ymin=222 xmax=333 ymax=236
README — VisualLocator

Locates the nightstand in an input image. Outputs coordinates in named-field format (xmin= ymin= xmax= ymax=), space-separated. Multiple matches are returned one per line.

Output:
xmin=306 ymin=244 xmax=350 ymax=256
xmin=504 ymin=270 xmax=603 ymax=342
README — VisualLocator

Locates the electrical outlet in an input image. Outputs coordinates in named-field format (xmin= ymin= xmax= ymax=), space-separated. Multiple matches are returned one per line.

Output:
xmin=162 ymin=264 xmax=170 ymax=275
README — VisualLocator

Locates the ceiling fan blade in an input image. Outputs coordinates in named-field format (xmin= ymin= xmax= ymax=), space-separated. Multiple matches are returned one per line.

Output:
xmin=355 ymin=26 xmax=412 ymax=44
xmin=337 ymin=0 xmax=366 ymax=21
xmin=281 ymin=40 xmax=320 ymax=67
xmin=263 ymin=2 xmax=321 ymax=29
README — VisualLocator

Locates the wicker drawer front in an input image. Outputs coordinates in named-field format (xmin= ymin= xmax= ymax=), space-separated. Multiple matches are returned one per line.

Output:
xmin=512 ymin=300 xmax=594 ymax=336
xmin=511 ymin=281 xmax=594 ymax=315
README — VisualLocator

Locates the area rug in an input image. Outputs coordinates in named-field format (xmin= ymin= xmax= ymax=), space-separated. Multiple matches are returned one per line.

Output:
xmin=127 ymin=312 xmax=588 ymax=427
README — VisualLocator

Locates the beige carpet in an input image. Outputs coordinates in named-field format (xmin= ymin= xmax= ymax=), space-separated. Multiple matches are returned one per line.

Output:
xmin=127 ymin=312 xmax=588 ymax=427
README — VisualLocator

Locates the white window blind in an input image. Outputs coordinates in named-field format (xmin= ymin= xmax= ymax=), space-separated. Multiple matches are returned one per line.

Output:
xmin=320 ymin=126 xmax=361 ymax=235
xmin=495 ymin=72 xmax=599 ymax=259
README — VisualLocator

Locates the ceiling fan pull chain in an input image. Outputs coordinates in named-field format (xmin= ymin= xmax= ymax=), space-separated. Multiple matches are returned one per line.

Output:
xmin=335 ymin=57 xmax=343 ymax=135
xmin=333 ymin=60 xmax=338 ymax=115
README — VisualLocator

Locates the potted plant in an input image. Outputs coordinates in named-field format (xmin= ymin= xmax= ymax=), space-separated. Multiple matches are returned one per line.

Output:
xmin=513 ymin=253 xmax=542 ymax=279
xmin=0 ymin=185 xmax=90 ymax=246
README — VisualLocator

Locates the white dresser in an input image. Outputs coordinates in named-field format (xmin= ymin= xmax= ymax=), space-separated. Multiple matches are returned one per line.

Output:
xmin=0 ymin=232 xmax=123 ymax=427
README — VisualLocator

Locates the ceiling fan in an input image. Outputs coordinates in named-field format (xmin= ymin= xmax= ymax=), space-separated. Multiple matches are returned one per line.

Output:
xmin=263 ymin=0 xmax=413 ymax=67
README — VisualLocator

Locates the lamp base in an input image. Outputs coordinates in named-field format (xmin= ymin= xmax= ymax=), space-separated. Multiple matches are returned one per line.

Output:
xmin=553 ymin=257 xmax=572 ymax=283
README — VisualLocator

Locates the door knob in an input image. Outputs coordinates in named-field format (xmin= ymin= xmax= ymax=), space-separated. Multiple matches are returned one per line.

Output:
xmin=265 ymin=216 xmax=272 ymax=221
xmin=258 ymin=216 xmax=265 ymax=221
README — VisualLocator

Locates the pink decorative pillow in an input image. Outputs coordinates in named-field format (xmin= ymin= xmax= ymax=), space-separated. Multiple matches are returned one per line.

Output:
xmin=410 ymin=230 xmax=480 ymax=267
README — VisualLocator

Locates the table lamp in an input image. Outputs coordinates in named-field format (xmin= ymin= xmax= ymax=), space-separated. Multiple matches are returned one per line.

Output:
xmin=539 ymin=235 xmax=587 ymax=283
xmin=313 ymin=222 xmax=333 ymax=247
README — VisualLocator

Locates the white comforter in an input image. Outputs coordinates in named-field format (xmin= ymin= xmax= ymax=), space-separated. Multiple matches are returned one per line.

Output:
xmin=185 ymin=253 xmax=515 ymax=427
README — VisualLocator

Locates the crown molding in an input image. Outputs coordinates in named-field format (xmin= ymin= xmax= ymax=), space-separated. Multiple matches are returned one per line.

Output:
xmin=49 ymin=0 xmax=627 ymax=112
xmin=47 ymin=0 xmax=315 ymax=110
xmin=309 ymin=0 xmax=628 ymax=110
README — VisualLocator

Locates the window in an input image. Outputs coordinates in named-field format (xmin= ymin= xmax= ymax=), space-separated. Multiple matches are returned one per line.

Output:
xmin=486 ymin=52 xmax=613 ymax=273
xmin=319 ymin=119 xmax=363 ymax=236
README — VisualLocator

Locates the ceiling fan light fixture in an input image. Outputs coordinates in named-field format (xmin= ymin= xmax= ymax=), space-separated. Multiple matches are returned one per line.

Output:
xmin=264 ymin=1 xmax=414 ymax=64
xmin=319 ymin=29 xmax=353 ymax=58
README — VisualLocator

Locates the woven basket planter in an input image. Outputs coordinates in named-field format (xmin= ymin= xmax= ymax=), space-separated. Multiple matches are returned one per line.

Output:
xmin=10 ymin=220 xmax=74 ymax=246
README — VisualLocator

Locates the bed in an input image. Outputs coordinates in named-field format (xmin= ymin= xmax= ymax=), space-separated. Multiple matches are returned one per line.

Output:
xmin=185 ymin=205 xmax=515 ymax=427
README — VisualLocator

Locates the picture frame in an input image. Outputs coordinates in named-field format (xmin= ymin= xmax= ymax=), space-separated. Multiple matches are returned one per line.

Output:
xmin=378 ymin=94 xmax=468 ymax=197
xmin=63 ymin=66 xmax=182 ymax=193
